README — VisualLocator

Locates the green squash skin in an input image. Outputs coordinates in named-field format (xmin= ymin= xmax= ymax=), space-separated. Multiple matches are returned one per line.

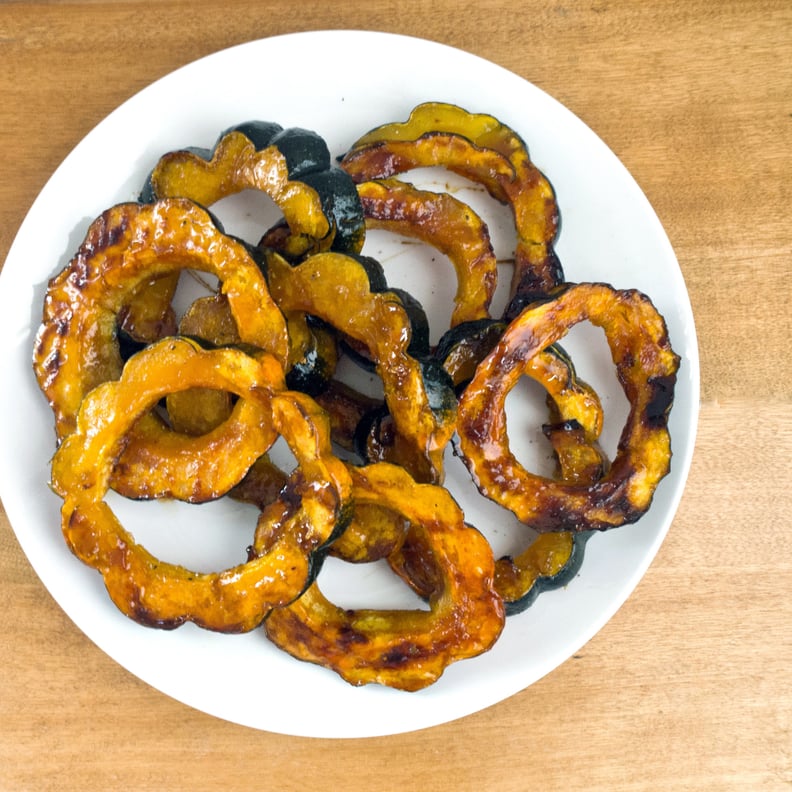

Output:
xmin=417 ymin=357 xmax=456 ymax=424
xmin=389 ymin=288 xmax=431 ymax=360
xmin=221 ymin=120 xmax=282 ymax=150
xmin=285 ymin=333 xmax=337 ymax=397
xmin=288 ymin=500 xmax=354 ymax=603
xmin=298 ymin=169 xmax=366 ymax=255
xmin=117 ymin=327 xmax=148 ymax=362
xmin=269 ymin=127 xmax=331 ymax=178
xmin=434 ymin=318 xmax=505 ymax=363
xmin=347 ymin=253 xmax=388 ymax=292
xmin=433 ymin=318 xmax=507 ymax=392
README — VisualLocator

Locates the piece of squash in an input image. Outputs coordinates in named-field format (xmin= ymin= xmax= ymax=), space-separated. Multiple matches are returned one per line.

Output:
xmin=262 ymin=462 xmax=504 ymax=690
xmin=456 ymin=283 xmax=680 ymax=532
xmin=50 ymin=337 xmax=351 ymax=632
xmin=265 ymin=250 xmax=457 ymax=483
xmin=356 ymin=178 xmax=498 ymax=327
xmin=341 ymin=102 xmax=563 ymax=317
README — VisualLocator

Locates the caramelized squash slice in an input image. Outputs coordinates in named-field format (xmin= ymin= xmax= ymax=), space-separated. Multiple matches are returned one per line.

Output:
xmin=341 ymin=101 xmax=563 ymax=316
xmin=265 ymin=250 xmax=456 ymax=483
xmin=51 ymin=338 xmax=352 ymax=632
xmin=263 ymin=462 xmax=504 ymax=690
xmin=456 ymin=283 xmax=680 ymax=532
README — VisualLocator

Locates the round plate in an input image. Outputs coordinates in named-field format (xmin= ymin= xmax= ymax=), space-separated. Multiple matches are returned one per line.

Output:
xmin=0 ymin=31 xmax=699 ymax=738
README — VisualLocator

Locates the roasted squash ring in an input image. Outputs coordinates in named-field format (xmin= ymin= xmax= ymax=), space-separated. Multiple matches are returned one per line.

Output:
xmin=34 ymin=198 xmax=289 ymax=439
xmin=125 ymin=124 xmax=336 ymax=342
xmin=33 ymin=198 xmax=290 ymax=501
xmin=394 ymin=327 xmax=606 ymax=612
xmin=356 ymin=178 xmax=498 ymax=326
xmin=341 ymin=102 xmax=563 ymax=314
xmin=265 ymin=250 xmax=456 ymax=484
xmin=262 ymin=462 xmax=504 ymax=690
xmin=456 ymin=283 xmax=680 ymax=532
xmin=143 ymin=128 xmax=331 ymax=249
xmin=50 ymin=338 xmax=351 ymax=633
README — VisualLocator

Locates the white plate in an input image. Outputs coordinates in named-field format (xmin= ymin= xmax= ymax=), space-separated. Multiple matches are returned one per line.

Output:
xmin=0 ymin=31 xmax=699 ymax=738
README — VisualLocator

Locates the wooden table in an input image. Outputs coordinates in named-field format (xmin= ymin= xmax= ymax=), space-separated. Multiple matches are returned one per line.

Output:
xmin=1 ymin=2 xmax=789 ymax=789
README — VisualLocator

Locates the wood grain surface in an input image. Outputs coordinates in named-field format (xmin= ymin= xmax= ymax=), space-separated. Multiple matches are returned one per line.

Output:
xmin=1 ymin=2 xmax=790 ymax=790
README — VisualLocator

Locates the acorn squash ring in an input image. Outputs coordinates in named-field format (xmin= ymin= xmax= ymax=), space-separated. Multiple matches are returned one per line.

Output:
xmin=262 ymin=462 xmax=504 ymax=691
xmin=340 ymin=102 xmax=563 ymax=315
xmin=33 ymin=198 xmax=291 ymax=502
xmin=356 ymin=178 xmax=498 ymax=328
xmin=50 ymin=337 xmax=352 ymax=633
xmin=456 ymin=282 xmax=680 ymax=532
xmin=265 ymin=250 xmax=457 ymax=484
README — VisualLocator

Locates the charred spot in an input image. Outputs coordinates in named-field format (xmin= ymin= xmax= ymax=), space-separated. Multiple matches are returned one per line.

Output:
xmin=131 ymin=609 xmax=186 ymax=630
xmin=380 ymin=641 xmax=427 ymax=668
xmin=503 ymin=278 xmax=567 ymax=323
xmin=644 ymin=374 xmax=677 ymax=427
xmin=457 ymin=409 xmax=492 ymax=447
xmin=545 ymin=248 xmax=565 ymax=286
xmin=278 ymin=473 xmax=306 ymax=511
xmin=68 ymin=256 xmax=92 ymax=292
xmin=354 ymin=406 xmax=394 ymax=462
xmin=341 ymin=143 xmax=401 ymax=180
xmin=503 ymin=288 xmax=550 ymax=322
xmin=619 ymin=349 xmax=636 ymax=371
xmin=529 ymin=495 xmax=584 ymax=533
xmin=42 ymin=348 xmax=62 ymax=375
xmin=269 ymin=613 xmax=318 ymax=649
xmin=61 ymin=209 xmax=129 ymax=290
xmin=336 ymin=624 xmax=369 ymax=649
xmin=542 ymin=418 xmax=583 ymax=436
xmin=528 ymin=474 xmax=643 ymax=533
xmin=87 ymin=210 xmax=130 ymax=256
